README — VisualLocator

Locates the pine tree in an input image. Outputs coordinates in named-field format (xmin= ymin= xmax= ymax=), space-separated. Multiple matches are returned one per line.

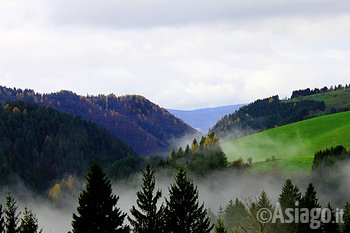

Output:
xmin=299 ymin=183 xmax=322 ymax=233
xmin=164 ymin=168 xmax=213 ymax=233
xmin=344 ymin=201 xmax=350 ymax=233
xmin=279 ymin=179 xmax=302 ymax=209
xmin=19 ymin=208 xmax=42 ymax=233
xmin=214 ymin=219 xmax=227 ymax=233
xmin=0 ymin=204 xmax=5 ymax=233
xmin=128 ymin=166 xmax=164 ymax=233
xmin=5 ymin=193 xmax=19 ymax=233
xmin=322 ymin=203 xmax=340 ymax=233
xmin=71 ymin=162 xmax=129 ymax=233
xmin=223 ymin=198 xmax=247 ymax=230
xmin=256 ymin=191 xmax=273 ymax=233
xmin=278 ymin=179 xmax=301 ymax=233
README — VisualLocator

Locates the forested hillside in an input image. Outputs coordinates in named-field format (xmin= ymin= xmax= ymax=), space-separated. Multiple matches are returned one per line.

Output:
xmin=0 ymin=86 xmax=197 ymax=155
xmin=0 ymin=101 xmax=137 ymax=191
xmin=211 ymin=95 xmax=326 ymax=138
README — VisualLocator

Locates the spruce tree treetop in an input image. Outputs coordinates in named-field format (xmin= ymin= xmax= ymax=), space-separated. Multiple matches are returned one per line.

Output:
xmin=279 ymin=179 xmax=302 ymax=209
xmin=19 ymin=207 xmax=42 ymax=233
xmin=165 ymin=168 xmax=213 ymax=233
xmin=299 ymin=183 xmax=322 ymax=233
xmin=128 ymin=165 xmax=164 ymax=233
xmin=322 ymin=203 xmax=340 ymax=233
xmin=301 ymin=183 xmax=320 ymax=209
xmin=5 ymin=193 xmax=20 ymax=233
xmin=214 ymin=219 xmax=227 ymax=233
xmin=72 ymin=162 xmax=129 ymax=233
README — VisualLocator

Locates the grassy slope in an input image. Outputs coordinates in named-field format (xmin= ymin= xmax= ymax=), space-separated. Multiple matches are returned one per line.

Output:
xmin=222 ymin=111 xmax=350 ymax=174
xmin=290 ymin=88 xmax=350 ymax=110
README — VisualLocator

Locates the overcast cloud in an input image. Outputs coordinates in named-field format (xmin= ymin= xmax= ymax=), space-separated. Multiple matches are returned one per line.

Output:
xmin=0 ymin=0 xmax=349 ymax=109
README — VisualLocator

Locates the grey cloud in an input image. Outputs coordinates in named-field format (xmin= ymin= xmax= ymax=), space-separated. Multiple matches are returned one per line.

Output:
xmin=49 ymin=0 xmax=350 ymax=28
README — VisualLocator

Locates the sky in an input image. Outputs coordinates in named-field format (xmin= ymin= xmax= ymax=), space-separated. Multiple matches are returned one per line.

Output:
xmin=0 ymin=0 xmax=349 ymax=109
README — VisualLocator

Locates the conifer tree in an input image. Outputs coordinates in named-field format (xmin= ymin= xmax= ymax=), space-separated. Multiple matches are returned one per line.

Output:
xmin=164 ymin=168 xmax=212 ymax=233
xmin=278 ymin=179 xmax=301 ymax=233
xmin=299 ymin=183 xmax=322 ymax=233
xmin=214 ymin=219 xmax=227 ymax=233
xmin=19 ymin=208 xmax=42 ymax=233
xmin=71 ymin=162 xmax=129 ymax=233
xmin=322 ymin=203 xmax=340 ymax=233
xmin=344 ymin=201 xmax=350 ymax=233
xmin=128 ymin=166 xmax=164 ymax=233
xmin=223 ymin=198 xmax=247 ymax=230
xmin=255 ymin=191 xmax=273 ymax=233
xmin=5 ymin=193 xmax=19 ymax=233
xmin=0 ymin=204 xmax=5 ymax=233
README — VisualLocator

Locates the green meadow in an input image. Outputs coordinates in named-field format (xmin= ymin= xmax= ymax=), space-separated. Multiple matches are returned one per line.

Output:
xmin=222 ymin=110 xmax=350 ymax=174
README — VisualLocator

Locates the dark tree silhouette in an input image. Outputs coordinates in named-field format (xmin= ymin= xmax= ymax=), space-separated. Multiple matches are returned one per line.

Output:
xmin=164 ymin=168 xmax=212 ymax=233
xmin=5 ymin=193 xmax=20 ymax=233
xmin=19 ymin=207 xmax=42 ymax=233
xmin=72 ymin=162 xmax=129 ymax=233
xmin=128 ymin=166 xmax=164 ymax=233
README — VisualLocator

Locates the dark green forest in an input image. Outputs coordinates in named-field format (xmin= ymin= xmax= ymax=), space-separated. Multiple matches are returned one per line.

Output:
xmin=211 ymin=95 xmax=326 ymax=138
xmin=291 ymin=84 xmax=350 ymax=99
xmin=2 ymin=162 xmax=350 ymax=233
xmin=0 ymin=86 xmax=196 ymax=155
xmin=0 ymin=101 xmax=137 ymax=191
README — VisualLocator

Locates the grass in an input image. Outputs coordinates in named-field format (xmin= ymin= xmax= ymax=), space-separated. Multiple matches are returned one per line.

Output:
xmin=289 ymin=88 xmax=350 ymax=110
xmin=222 ymin=110 xmax=350 ymax=174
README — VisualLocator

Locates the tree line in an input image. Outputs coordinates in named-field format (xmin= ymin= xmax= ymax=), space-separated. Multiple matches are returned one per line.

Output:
xmin=213 ymin=179 xmax=350 ymax=233
xmin=4 ymin=158 xmax=350 ymax=233
xmin=291 ymin=84 xmax=350 ymax=99
xmin=0 ymin=86 xmax=196 ymax=155
xmin=211 ymin=95 xmax=326 ymax=138
xmin=0 ymin=193 xmax=42 ymax=233
xmin=1 ymin=163 xmax=213 ymax=233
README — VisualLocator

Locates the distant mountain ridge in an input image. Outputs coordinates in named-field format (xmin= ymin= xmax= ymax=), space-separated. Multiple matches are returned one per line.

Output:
xmin=0 ymin=86 xmax=197 ymax=155
xmin=168 ymin=104 xmax=244 ymax=133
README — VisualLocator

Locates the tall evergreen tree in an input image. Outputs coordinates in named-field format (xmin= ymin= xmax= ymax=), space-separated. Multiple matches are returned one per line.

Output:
xmin=0 ymin=204 xmax=5 ymax=233
xmin=128 ymin=166 xmax=164 ymax=233
xmin=214 ymin=219 xmax=227 ymax=233
xmin=255 ymin=191 xmax=273 ymax=233
xmin=344 ymin=201 xmax=350 ymax=233
xmin=19 ymin=208 xmax=42 ymax=233
xmin=279 ymin=179 xmax=302 ymax=209
xmin=5 ymin=193 xmax=19 ymax=233
xmin=223 ymin=198 xmax=247 ymax=230
xmin=322 ymin=203 xmax=340 ymax=233
xmin=164 ymin=168 xmax=213 ymax=233
xmin=299 ymin=183 xmax=322 ymax=233
xmin=278 ymin=179 xmax=302 ymax=233
xmin=71 ymin=162 xmax=129 ymax=233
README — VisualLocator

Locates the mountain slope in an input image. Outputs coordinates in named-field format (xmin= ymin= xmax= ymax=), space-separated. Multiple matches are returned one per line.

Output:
xmin=290 ymin=88 xmax=350 ymax=111
xmin=211 ymin=87 xmax=350 ymax=139
xmin=211 ymin=95 xmax=326 ymax=138
xmin=168 ymin=104 xmax=244 ymax=133
xmin=0 ymin=101 xmax=137 ymax=191
xmin=0 ymin=86 xmax=197 ymax=155
xmin=222 ymin=110 xmax=350 ymax=173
